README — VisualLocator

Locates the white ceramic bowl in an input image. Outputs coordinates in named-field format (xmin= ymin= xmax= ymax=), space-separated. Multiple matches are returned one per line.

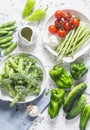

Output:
xmin=18 ymin=25 xmax=37 ymax=47
xmin=0 ymin=51 xmax=46 ymax=103
xmin=43 ymin=9 xmax=90 ymax=63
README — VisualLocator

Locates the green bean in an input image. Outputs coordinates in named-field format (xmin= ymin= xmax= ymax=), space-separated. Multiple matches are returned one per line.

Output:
xmin=4 ymin=42 xmax=17 ymax=55
xmin=0 ymin=21 xmax=16 ymax=28
xmin=0 ymin=36 xmax=13 ymax=44
xmin=0 ymin=26 xmax=16 ymax=31
xmin=0 ymin=42 xmax=12 ymax=48
xmin=0 ymin=30 xmax=8 ymax=35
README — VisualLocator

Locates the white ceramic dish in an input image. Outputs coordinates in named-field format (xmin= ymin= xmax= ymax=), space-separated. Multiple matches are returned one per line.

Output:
xmin=18 ymin=25 xmax=37 ymax=47
xmin=0 ymin=52 xmax=46 ymax=103
xmin=43 ymin=9 xmax=90 ymax=63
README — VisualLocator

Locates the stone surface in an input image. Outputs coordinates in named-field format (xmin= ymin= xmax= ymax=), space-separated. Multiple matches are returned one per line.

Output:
xmin=0 ymin=0 xmax=90 ymax=130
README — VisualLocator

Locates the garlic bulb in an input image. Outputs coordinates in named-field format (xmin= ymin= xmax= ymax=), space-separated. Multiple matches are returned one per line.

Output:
xmin=26 ymin=105 xmax=40 ymax=117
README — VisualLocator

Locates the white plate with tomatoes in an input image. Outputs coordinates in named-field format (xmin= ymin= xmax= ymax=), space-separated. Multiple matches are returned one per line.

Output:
xmin=43 ymin=9 xmax=90 ymax=62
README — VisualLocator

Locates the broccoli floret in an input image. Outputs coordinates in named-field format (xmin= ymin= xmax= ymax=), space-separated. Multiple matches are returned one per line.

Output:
xmin=0 ymin=78 xmax=15 ymax=97
xmin=10 ymin=85 xmax=27 ymax=107
xmin=30 ymin=66 xmax=43 ymax=81
xmin=27 ymin=77 xmax=41 ymax=95
xmin=10 ymin=72 xmax=29 ymax=86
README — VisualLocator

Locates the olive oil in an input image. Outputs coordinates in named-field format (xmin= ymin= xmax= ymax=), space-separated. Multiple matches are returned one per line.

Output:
xmin=21 ymin=27 xmax=33 ymax=41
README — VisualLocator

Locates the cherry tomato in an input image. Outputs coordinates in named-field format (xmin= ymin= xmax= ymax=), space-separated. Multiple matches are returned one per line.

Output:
xmin=71 ymin=17 xmax=80 ymax=27
xmin=54 ymin=19 xmax=63 ymax=29
xmin=64 ymin=22 xmax=72 ymax=31
xmin=63 ymin=11 xmax=72 ymax=20
xmin=54 ymin=10 xmax=63 ymax=19
xmin=57 ymin=29 xmax=66 ymax=37
xmin=48 ymin=25 xmax=58 ymax=34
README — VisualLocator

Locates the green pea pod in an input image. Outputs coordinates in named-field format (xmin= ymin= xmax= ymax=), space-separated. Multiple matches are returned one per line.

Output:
xmin=22 ymin=0 xmax=36 ymax=18
xmin=0 ymin=31 xmax=13 ymax=41
xmin=26 ymin=5 xmax=48 ymax=22
xmin=3 ymin=42 xmax=17 ymax=55
xmin=0 ymin=21 xmax=15 ymax=28
xmin=0 ymin=42 xmax=12 ymax=48
xmin=0 ymin=26 xmax=16 ymax=31
xmin=0 ymin=30 xmax=8 ymax=35
xmin=0 ymin=36 xmax=13 ymax=45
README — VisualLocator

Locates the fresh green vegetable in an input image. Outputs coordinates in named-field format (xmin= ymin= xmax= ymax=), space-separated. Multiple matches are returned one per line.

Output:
xmin=63 ymin=83 xmax=87 ymax=112
xmin=22 ymin=0 xmax=36 ymax=18
xmin=0 ymin=36 xmax=13 ymax=44
xmin=66 ymin=94 xmax=86 ymax=119
xmin=70 ymin=62 xmax=88 ymax=80
xmin=0 ymin=31 xmax=13 ymax=41
xmin=0 ymin=26 xmax=16 ymax=31
xmin=26 ymin=5 xmax=48 ymax=22
xmin=0 ymin=78 xmax=15 ymax=97
xmin=0 ymin=54 xmax=43 ymax=106
xmin=3 ymin=42 xmax=17 ymax=56
xmin=48 ymin=88 xmax=65 ymax=119
xmin=0 ymin=42 xmax=12 ymax=48
xmin=0 ymin=30 xmax=8 ymax=35
xmin=10 ymin=85 xmax=27 ymax=107
xmin=55 ymin=23 xmax=90 ymax=61
xmin=49 ymin=65 xmax=73 ymax=89
xmin=0 ymin=21 xmax=15 ymax=28
xmin=80 ymin=104 xmax=90 ymax=130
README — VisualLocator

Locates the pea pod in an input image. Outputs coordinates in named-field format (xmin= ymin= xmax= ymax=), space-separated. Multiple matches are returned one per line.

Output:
xmin=3 ymin=42 xmax=17 ymax=55
xmin=0 ymin=26 xmax=16 ymax=31
xmin=0 ymin=30 xmax=8 ymax=35
xmin=26 ymin=5 xmax=48 ymax=22
xmin=22 ymin=0 xmax=36 ymax=18
xmin=0 ymin=31 xmax=13 ymax=41
xmin=80 ymin=104 xmax=90 ymax=130
xmin=0 ymin=36 xmax=13 ymax=45
xmin=0 ymin=21 xmax=16 ymax=28
xmin=0 ymin=42 xmax=12 ymax=48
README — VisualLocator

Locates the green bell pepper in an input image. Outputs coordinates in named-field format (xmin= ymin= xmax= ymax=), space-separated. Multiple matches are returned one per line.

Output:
xmin=70 ymin=62 xmax=88 ymax=80
xmin=49 ymin=65 xmax=73 ymax=89
xmin=48 ymin=88 xmax=65 ymax=119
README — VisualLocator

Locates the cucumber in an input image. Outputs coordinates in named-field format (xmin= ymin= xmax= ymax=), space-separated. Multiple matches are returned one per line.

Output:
xmin=80 ymin=104 xmax=90 ymax=130
xmin=66 ymin=94 xmax=86 ymax=119
xmin=63 ymin=83 xmax=87 ymax=112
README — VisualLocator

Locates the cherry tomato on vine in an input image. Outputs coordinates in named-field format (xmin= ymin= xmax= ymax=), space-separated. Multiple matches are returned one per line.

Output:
xmin=48 ymin=25 xmax=58 ymax=34
xmin=71 ymin=17 xmax=80 ymax=27
xmin=54 ymin=19 xmax=63 ymax=29
xmin=63 ymin=11 xmax=72 ymax=20
xmin=57 ymin=29 xmax=67 ymax=37
xmin=54 ymin=10 xmax=63 ymax=19
xmin=64 ymin=22 xmax=72 ymax=31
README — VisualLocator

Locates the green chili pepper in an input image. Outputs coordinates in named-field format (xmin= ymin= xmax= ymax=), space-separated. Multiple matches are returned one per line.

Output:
xmin=70 ymin=62 xmax=88 ymax=80
xmin=49 ymin=65 xmax=73 ymax=89
xmin=26 ymin=5 xmax=48 ymax=22
xmin=22 ymin=0 xmax=36 ymax=18
xmin=48 ymin=88 xmax=65 ymax=119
